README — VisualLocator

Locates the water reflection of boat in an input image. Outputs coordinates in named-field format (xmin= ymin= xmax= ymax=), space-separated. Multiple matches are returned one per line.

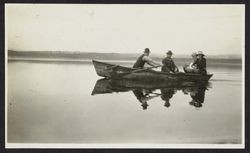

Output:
xmin=92 ymin=60 xmax=213 ymax=82
xmin=91 ymin=79 xmax=211 ymax=110
xmin=91 ymin=78 xmax=211 ymax=95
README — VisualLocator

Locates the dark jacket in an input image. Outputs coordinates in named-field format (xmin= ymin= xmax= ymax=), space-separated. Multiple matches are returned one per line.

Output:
xmin=193 ymin=58 xmax=207 ymax=74
xmin=161 ymin=57 xmax=177 ymax=73
xmin=133 ymin=54 xmax=146 ymax=68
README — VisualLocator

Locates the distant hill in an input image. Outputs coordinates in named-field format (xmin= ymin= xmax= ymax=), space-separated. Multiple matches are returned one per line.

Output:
xmin=8 ymin=50 xmax=242 ymax=65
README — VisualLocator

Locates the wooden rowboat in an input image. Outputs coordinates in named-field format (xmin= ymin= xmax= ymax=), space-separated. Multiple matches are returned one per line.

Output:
xmin=92 ymin=60 xmax=213 ymax=82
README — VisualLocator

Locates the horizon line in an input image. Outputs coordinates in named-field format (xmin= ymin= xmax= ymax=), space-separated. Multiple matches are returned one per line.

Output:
xmin=8 ymin=50 xmax=242 ymax=56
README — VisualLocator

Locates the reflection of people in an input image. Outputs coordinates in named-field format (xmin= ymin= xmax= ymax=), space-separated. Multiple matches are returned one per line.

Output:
xmin=132 ymin=89 xmax=158 ymax=110
xmin=161 ymin=50 xmax=179 ymax=73
xmin=133 ymin=48 xmax=161 ymax=69
xmin=183 ymin=52 xmax=199 ymax=73
xmin=160 ymin=88 xmax=177 ymax=108
xmin=192 ymin=51 xmax=207 ymax=74
xmin=189 ymin=87 xmax=206 ymax=108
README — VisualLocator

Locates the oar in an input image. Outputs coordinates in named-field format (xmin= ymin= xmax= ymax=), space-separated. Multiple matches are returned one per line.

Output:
xmin=132 ymin=65 xmax=161 ymax=73
xmin=150 ymin=92 xmax=162 ymax=96
xmin=114 ymin=65 xmax=162 ymax=77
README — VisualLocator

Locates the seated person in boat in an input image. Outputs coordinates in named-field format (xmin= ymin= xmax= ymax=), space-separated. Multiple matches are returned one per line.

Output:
xmin=133 ymin=48 xmax=162 ymax=69
xmin=192 ymin=51 xmax=207 ymax=74
xmin=183 ymin=52 xmax=199 ymax=73
xmin=161 ymin=50 xmax=179 ymax=73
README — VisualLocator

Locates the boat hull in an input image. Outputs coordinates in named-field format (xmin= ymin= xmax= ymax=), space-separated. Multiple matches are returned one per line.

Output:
xmin=92 ymin=60 xmax=213 ymax=82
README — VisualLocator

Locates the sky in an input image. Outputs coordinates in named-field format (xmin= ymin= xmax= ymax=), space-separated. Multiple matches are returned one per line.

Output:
xmin=6 ymin=4 xmax=245 ymax=55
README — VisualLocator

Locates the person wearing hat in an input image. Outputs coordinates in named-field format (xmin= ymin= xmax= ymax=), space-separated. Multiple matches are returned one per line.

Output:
xmin=133 ymin=48 xmax=162 ymax=69
xmin=161 ymin=50 xmax=179 ymax=73
xmin=183 ymin=52 xmax=199 ymax=73
xmin=192 ymin=51 xmax=207 ymax=74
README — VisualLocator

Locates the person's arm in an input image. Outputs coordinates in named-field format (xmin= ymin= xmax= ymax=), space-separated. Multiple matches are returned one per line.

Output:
xmin=143 ymin=56 xmax=162 ymax=67
xmin=162 ymin=58 xmax=167 ymax=66
xmin=188 ymin=62 xmax=193 ymax=68
xmin=201 ymin=58 xmax=206 ymax=69
xmin=151 ymin=61 xmax=162 ymax=67
xmin=201 ymin=58 xmax=207 ymax=74
xmin=192 ymin=60 xmax=197 ymax=67
xmin=171 ymin=60 xmax=179 ymax=72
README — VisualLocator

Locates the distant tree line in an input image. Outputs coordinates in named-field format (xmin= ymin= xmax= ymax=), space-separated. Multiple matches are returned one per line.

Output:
xmin=8 ymin=50 xmax=242 ymax=65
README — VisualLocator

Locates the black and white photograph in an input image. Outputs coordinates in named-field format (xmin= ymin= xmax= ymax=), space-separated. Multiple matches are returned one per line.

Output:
xmin=5 ymin=4 xmax=244 ymax=148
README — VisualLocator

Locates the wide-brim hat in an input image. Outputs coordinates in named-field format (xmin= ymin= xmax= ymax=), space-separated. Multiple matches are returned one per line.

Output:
xmin=166 ymin=50 xmax=173 ymax=55
xmin=197 ymin=51 xmax=205 ymax=56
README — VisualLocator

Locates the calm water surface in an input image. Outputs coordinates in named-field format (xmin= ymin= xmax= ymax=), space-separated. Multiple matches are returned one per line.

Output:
xmin=7 ymin=60 xmax=242 ymax=144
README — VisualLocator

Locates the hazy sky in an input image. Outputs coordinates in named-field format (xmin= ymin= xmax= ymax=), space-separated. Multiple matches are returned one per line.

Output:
xmin=6 ymin=4 xmax=244 ymax=55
